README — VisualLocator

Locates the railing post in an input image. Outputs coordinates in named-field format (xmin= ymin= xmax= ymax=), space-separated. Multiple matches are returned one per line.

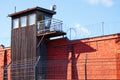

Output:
xmin=37 ymin=18 xmax=63 ymax=34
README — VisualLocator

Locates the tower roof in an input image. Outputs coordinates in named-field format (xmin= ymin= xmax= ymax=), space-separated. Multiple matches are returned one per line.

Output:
xmin=8 ymin=6 xmax=56 ymax=17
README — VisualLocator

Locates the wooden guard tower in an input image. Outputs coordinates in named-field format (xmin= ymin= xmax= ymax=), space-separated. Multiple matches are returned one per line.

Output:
xmin=8 ymin=6 xmax=66 ymax=80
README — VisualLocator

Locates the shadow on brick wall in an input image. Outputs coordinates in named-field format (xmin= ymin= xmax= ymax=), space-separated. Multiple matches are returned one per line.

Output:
xmin=46 ymin=38 xmax=96 ymax=79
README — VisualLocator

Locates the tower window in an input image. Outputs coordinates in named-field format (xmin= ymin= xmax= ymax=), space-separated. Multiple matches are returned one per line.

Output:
xmin=20 ymin=16 xmax=26 ymax=27
xmin=28 ymin=14 xmax=36 ymax=25
xmin=13 ymin=18 xmax=19 ymax=28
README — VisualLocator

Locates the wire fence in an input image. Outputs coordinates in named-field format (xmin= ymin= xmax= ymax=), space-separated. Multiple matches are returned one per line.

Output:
xmin=86 ymin=21 xmax=120 ymax=37
xmin=66 ymin=21 xmax=120 ymax=40
xmin=0 ymin=21 xmax=120 ymax=46
xmin=1 ymin=57 xmax=120 ymax=80
xmin=2 ymin=58 xmax=36 ymax=80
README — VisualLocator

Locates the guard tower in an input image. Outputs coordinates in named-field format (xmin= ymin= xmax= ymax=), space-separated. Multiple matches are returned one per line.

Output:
xmin=8 ymin=6 xmax=66 ymax=80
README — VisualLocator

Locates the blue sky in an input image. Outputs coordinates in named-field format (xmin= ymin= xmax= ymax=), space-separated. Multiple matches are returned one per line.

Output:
xmin=0 ymin=0 xmax=120 ymax=46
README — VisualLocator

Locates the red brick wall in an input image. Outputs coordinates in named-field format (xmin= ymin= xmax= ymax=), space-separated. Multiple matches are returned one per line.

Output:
xmin=46 ymin=34 xmax=120 ymax=80
xmin=0 ymin=45 xmax=11 ymax=80
xmin=116 ymin=34 xmax=120 ymax=79
xmin=46 ymin=38 xmax=69 ymax=79
xmin=6 ymin=48 xmax=11 ymax=80
xmin=0 ymin=33 xmax=120 ymax=80
xmin=0 ymin=46 xmax=4 ymax=80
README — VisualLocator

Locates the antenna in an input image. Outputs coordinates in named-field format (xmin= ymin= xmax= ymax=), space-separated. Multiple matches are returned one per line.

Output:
xmin=14 ymin=6 xmax=16 ymax=13
xmin=102 ymin=21 xmax=104 ymax=35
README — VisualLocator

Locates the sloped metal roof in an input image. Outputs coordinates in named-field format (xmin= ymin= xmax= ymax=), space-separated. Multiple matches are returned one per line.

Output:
xmin=8 ymin=6 xmax=56 ymax=17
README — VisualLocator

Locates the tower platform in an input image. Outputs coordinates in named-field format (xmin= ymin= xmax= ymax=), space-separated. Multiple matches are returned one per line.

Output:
xmin=37 ymin=18 xmax=66 ymax=38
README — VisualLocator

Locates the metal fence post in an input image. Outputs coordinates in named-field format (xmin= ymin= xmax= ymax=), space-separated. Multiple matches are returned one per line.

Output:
xmin=84 ymin=54 xmax=87 ymax=80
xmin=34 ymin=56 xmax=40 ymax=80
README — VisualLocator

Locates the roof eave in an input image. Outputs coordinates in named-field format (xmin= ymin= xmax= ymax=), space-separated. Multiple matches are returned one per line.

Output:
xmin=8 ymin=6 xmax=56 ymax=17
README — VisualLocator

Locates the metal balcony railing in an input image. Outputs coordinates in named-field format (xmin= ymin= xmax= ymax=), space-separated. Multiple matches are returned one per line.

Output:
xmin=37 ymin=18 xmax=63 ymax=34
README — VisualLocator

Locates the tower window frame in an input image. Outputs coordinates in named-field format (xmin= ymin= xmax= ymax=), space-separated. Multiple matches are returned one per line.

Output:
xmin=13 ymin=18 xmax=19 ymax=29
xmin=20 ymin=16 xmax=27 ymax=27
xmin=28 ymin=14 xmax=36 ymax=25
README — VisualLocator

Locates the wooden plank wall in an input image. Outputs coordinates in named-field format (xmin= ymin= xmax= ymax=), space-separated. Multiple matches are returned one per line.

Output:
xmin=11 ymin=25 xmax=36 ymax=80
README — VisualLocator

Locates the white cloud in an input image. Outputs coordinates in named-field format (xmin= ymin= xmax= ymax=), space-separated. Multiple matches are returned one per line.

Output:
xmin=102 ymin=0 xmax=114 ymax=7
xmin=85 ymin=0 xmax=114 ymax=7
xmin=86 ymin=0 xmax=100 ymax=5
xmin=66 ymin=23 xmax=90 ymax=39
xmin=74 ymin=23 xmax=90 ymax=35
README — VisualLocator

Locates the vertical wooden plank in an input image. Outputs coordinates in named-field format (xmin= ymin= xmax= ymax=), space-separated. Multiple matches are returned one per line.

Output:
xmin=11 ymin=25 xmax=36 ymax=80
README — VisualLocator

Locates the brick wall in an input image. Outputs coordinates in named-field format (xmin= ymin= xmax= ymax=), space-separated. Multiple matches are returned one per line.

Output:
xmin=0 ymin=33 xmax=120 ymax=80
xmin=0 ymin=45 xmax=4 ymax=80
xmin=0 ymin=45 xmax=11 ymax=80
xmin=116 ymin=34 xmax=120 ymax=79
xmin=46 ymin=38 xmax=69 ymax=79
xmin=46 ymin=33 xmax=120 ymax=80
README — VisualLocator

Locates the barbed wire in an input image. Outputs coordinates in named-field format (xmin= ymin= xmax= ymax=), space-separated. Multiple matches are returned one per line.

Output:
xmin=1 ymin=58 xmax=120 ymax=80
